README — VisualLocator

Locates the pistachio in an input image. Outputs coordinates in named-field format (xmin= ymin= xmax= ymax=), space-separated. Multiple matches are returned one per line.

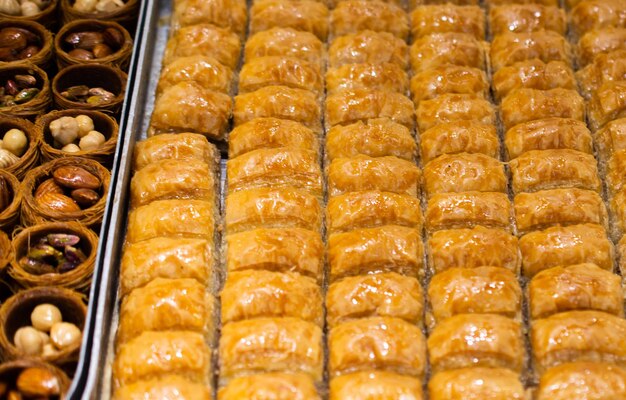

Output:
xmin=88 ymin=87 xmax=114 ymax=99
xmin=71 ymin=188 xmax=99 ymax=207
xmin=4 ymin=80 xmax=18 ymax=96
xmin=36 ymin=192 xmax=81 ymax=213
xmin=62 ymin=85 xmax=90 ymax=100
xmin=0 ymin=175 xmax=12 ymax=212
xmin=52 ymin=166 xmax=101 ymax=190
xmin=27 ymin=243 xmax=64 ymax=262
xmin=92 ymin=43 xmax=112 ymax=58
xmin=13 ymin=88 xmax=39 ymax=104
xmin=68 ymin=48 xmax=94 ymax=61
xmin=0 ymin=149 xmax=19 ymax=168
xmin=16 ymin=367 xmax=60 ymax=397
xmin=103 ymin=27 xmax=124 ymax=48
xmin=34 ymin=178 xmax=64 ymax=198
xmin=64 ymin=245 xmax=86 ymax=263
xmin=18 ymin=256 xmax=55 ymax=274
xmin=86 ymin=95 xmax=106 ymax=105
xmin=47 ymin=233 xmax=80 ymax=247
xmin=58 ymin=261 xmax=77 ymax=272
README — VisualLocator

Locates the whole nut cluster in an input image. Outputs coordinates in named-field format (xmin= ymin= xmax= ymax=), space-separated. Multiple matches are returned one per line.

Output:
xmin=64 ymin=27 xmax=124 ymax=61
xmin=19 ymin=233 xmax=87 ymax=275
xmin=49 ymin=115 xmax=105 ymax=152
xmin=60 ymin=85 xmax=115 ymax=105
xmin=0 ymin=74 xmax=40 ymax=108
xmin=0 ymin=128 xmax=28 ymax=168
xmin=73 ymin=0 xmax=125 ymax=13
xmin=0 ymin=0 xmax=50 ymax=16
xmin=14 ymin=303 xmax=82 ymax=358
xmin=35 ymin=166 xmax=102 ymax=213
xmin=0 ymin=366 xmax=61 ymax=399
xmin=0 ymin=27 xmax=41 ymax=62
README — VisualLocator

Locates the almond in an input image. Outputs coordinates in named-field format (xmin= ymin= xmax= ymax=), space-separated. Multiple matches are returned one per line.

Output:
xmin=36 ymin=192 xmax=81 ymax=213
xmin=52 ymin=166 xmax=101 ymax=190
xmin=34 ymin=178 xmax=63 ymax=198
xmin=16 ymin=367 xmax=60 ymax=397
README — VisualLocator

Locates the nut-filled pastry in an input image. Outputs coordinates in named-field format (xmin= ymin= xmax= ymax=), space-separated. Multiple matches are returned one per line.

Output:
xmin=327 ymin=191 xmax=422 ymax=233
xmin=227 ymin=148 xmax=322 ymax=196
xmin=150 ymin=82 xmax=232 ymax=140
xmin=249 ymin=0 xmax=329 ymax=40
xmin=328 ymin=317 xmax=426 ymax=378
xmin=171 ymin=0 xmax=247 ymax=36
xmin=536 ymin=362 xmax=626 ymax=400
xmin=485 ymin=0 xmax=558 ymax=5
xmin=428 ymin=226 xmax=520 ymax=274
xmin=326 ymin=119 xmax=416 ymax=162
xmin=423 ymin=153 xmax=506 ymax=196
xmin=490 ymin=30 xmax=571 ymax=72
xmin=420 ymin=121 xmax=499 ymax=163
xmin=326 ymin=63 xmax=409 ymax=95
xmin=226 ymin=228 xmax=323 ymax=280
xmin=410 ymin=5 xmax=485 ymax=40
xmin=519 ymin=224 xmax=614 ymax=277
xmin=504 ymin=118 xmax=592 ymax=160
xmin=233 ymin=86 xmax=321 ymax=132
xmin=429 ymin=368 xmax=526 ymax=400
xmin=329 ymin=31 xmax=408 ymax=69
xmin=410 ymin=32 xmax=486 ymax=72
xmin=114 ymin=375 xmax=211 ymax=400
xmin=244 ymin=28 xmax=325 ymax=69
xmin=330 ymin=371 xmax=424 ymax=400
xmin=120 ymin=237 xmax=214 ymax=296
xmin=219 ymin=317 xmax=323 ymax=382
xmin=531 ymin=310 xmax=626 ymax=373
xmin=425 ymin=192 xmax=513 ymax=233
xmin=130 ymin=159 xmax=215 ymax=208
xmin=220 ymin=270 xmax=322 ymax=326
xmin=595 ymin=117 xmax=626 ymax=161
xmin=588 ymin=80 xmax=626 ymax=131
xmin=509 ymin=149 xmax=601 ymax=194
xmin=330 ymin=1 xmax=409 ymax=40
xmin=577 ymin=28 xmax=626 ymax=67
xmin=410 ymin=65 xmax=489 ymax=104
xmin=500 ymin=88 xmax=584 ymax=131
xmin=489 ymin=4 xmax=565 ymax=36
xmin=157 ymin=56 xmax=234 ymax=96
xmin=416 ymin=94 xmax=495 ymax=132
xmin=229 ymin=118 xmax=318 ymax=158
xmin=576 ymin=50 xmax=626 ymax=99
xmin=514 ymin=189 xmax=608 ymax=234
xmin=113 ymin=331 xmax=211 ymax=387
xmin=238 ymin=56 xmax=323 ymax=96
xmin=428 ymin=267 xmax=521 ymax=327
xmin=605 ymin=149 xmax=626 ymax=195
xmin=126 ymin=199 xmax=215 ymax=244
xmin=117 ymin=278 xmax=214 ymax=344
xmin=529 ymin=264 xmax=622 ymax=319
xmin=327 ymin=155 xmax=421 ymax=197
xmin=428 ymin=314 xmax=525 ymax=373
xmin=326 ymin=273 xmax=423 ymax=328
xmin=225 ymin=187 xmax=322 ymax=234
xmin=162 ymin=24 xmax=241 ymax=69
xmin=610 ymin=189 xmax=626 ymax=238
xmin=328 ymin=225 xmax=424 ymax=281
xmin=492 ymin=60 xmax=576 ymax=102
xmin=325 ymin=89 xmax=414 ymax=130
xmin=218 ymin=373 xmax=320 ymax=400
xmin=133 ymin=132 xmax=218 ymax=171
xmin=570 ymin=0 xmax=626 ymax=38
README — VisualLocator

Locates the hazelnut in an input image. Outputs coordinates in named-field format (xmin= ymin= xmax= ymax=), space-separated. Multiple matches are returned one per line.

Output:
xmin=79 ymin=130 xmax=105 ymax=151
xmin=42 ymin=343 xmax=57 ymax=357
xmin=0 ymin=0 xmax=21 ymax=15
xmin=19 ymin=1 xmax=39 ymax=15
xmin=13 ymin=326 xmax=43 ymax=355
xmin=62 ymin=143 xmax=81 ymax=153
xmin=75 ymin=114 xmax=94 ymax=137
xmin=31 ymin=303 xmax=62 ymax=332
xmin=50 ymin=322 xmax=81 ymax=349
xmin=49 ymin=116 xmax=79 ymax=146
xmin=2 ymin=128 xmax=27 ymax=156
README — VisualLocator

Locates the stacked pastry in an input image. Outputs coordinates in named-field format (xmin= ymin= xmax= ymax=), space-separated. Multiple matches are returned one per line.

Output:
xmin=323 ymin=1 xmax=428 ymax=398
xmin=111 ymin=133 xmax=219 ymax=398
xmin=530 ymin=2 xmax=626 ymax=398
xmin=217 ymin=2 xmax=327 ymax=398
xmin=409 ymin=4 xmax=526 ymax=398
xmin=149 ymin=0 xmax=247 ymax=140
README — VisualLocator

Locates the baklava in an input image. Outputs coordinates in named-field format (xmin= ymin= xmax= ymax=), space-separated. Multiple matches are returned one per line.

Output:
xmin=420 ymin=121 xmax=499 ymax=163
xmin=410 ymin=65 xmax=489 ymax=104
xmin=156 ymin=56 xmax=234 ymax=96
xmin=587 ymin=80 xmax=626 ymax=131
xmin=489 ymin=4 xmax=565 ymax=36
xmin=249 ymin=0 xmax=329 ymax=40
xmin=329 ymin=371 xmax=424 ymax=400
xmin=423 ymin=153 xmax=506 ymax=196
xmin=429 ymin=368 xmax=526 ymax=400
xmin=162 ymin=24 xmax=241 ymax=69
xmin=536 ymin=362 xmax=626 ymax=400
xmin=171 ymin=0 xmax=247 ymax=36
xmin=425 ymin=192 xmax=513 ymax=233
xmin=577 ymin=27 xmax=626 ymax=67
xmin=329 ymin=31 xmax=408 ymax=69
xmin=490 ymin=30 xmax=571 ymax=72
xmin=326 ymin=63 xmax=409 ymax=95
xmin=330 ymin=0 xmax=409 ymax=40
xmin=491 ymin=60 xmax=576 ymax=101
xmin=410 ymin=33 xmax=486 ymax=73
xmin=244 ymin=28 xmax=325 ymax=68
xmin=133 ymin=132 xmax=218 ymax=171
xmin=238 ymin=56 xmax=323 ymax=95
xmin=576 ymin=50 xmax=626 ymax=99
xmin=218 ymin=373 xmax=320 ymax=400
xmin=410 ymin=5 xmax=485 ymax=40
xmin=416 ymin=93 xmax=495 ymax=132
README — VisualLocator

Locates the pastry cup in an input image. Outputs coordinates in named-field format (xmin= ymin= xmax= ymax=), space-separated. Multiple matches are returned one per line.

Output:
xmin=8 ymin=221 xmax=98 ymax=292
xmin=61 ymin=0 xmax=139 ymax=32
xmin=0 ymin=0 xmax=59 ymax=29
xmin=0 ymin=359 xmax=71 ymax=396
xmin=0 ymin=286 xmax=87 ymax=365
xmin=0 ymin=20 xmax=54 ymax=71
xmin=55 ymin=19 xmax=133 ymax=70
xmin=0 ymin=63 xmax=51 ymax=121
xmin=36 ymin=109 xmax=118 ymax=166
xmin=0 ymin=171 xmax=22 ymax=233
xmin=20 ymin=157 xmax=110 ymax=228
xmin=52 ymin=63 xmax=127 ymax=115
xmin=0 ymin=230 xmax=11 ymax=275
xmin=0 ymin=116 xmax=39 ymax=180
